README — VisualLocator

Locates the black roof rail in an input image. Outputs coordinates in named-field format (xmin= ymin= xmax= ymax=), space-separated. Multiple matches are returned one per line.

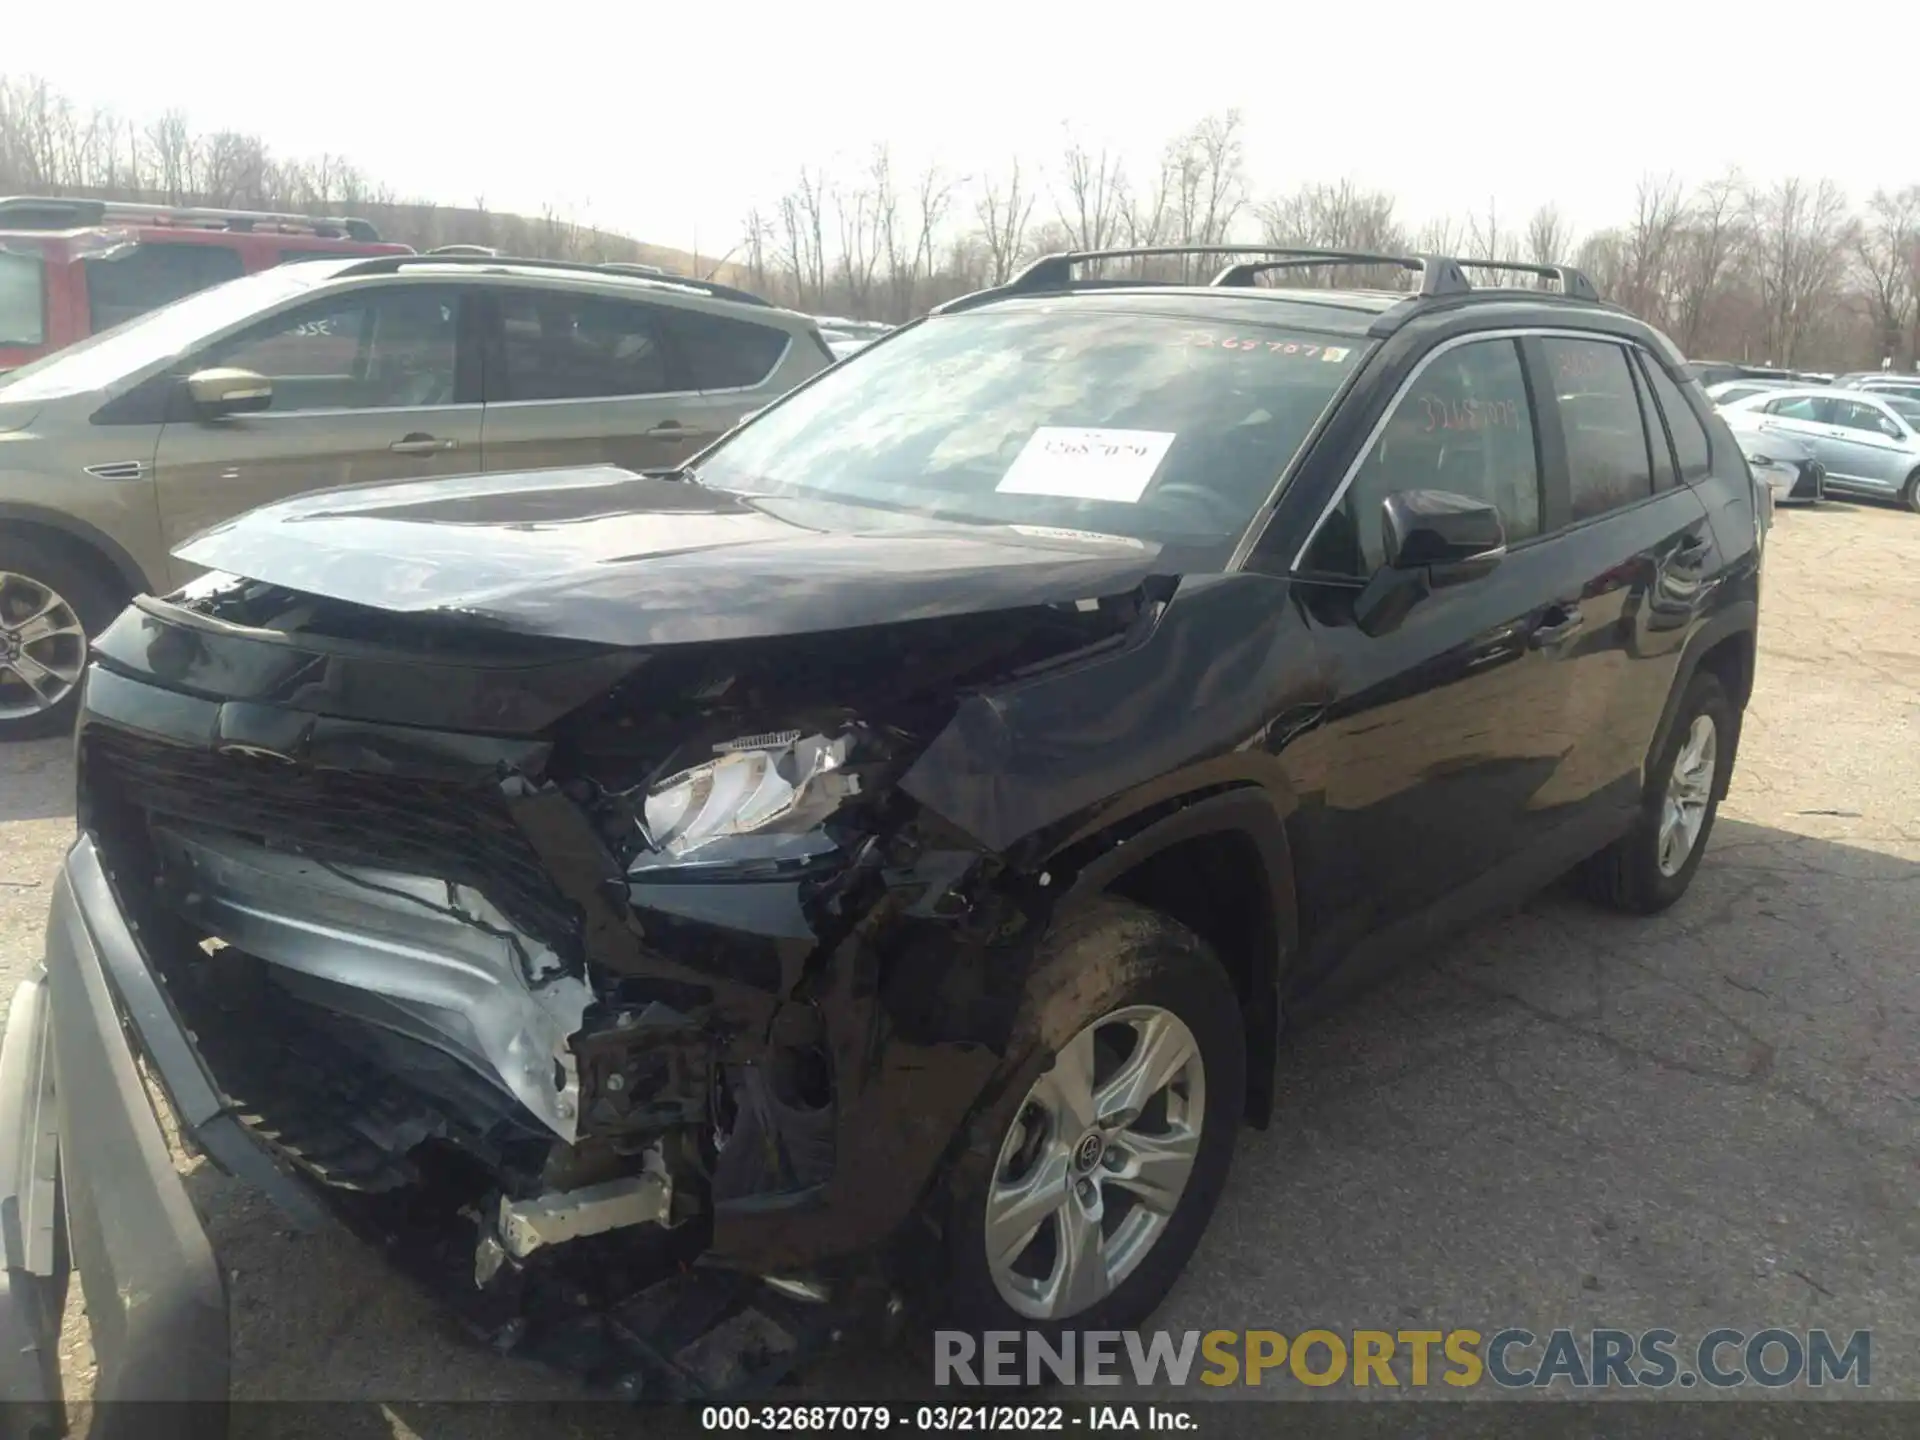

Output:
xmin=1210 ymin=250 xmax=1471 ymax=296
xmin=1451 ymin=258 xmax=1600 ymax=302
xmin=0 ymin=194 xmax=383 ymax=241
xmin=932 ymin=243 xmax=1606 ymax=316
xmin=331 ymin=251 xmax=773 ymax=307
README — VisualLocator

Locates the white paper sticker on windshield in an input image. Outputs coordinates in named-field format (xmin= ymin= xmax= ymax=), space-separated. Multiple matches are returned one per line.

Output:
xmin=996 ymin=427 xmax=1177 ymax=504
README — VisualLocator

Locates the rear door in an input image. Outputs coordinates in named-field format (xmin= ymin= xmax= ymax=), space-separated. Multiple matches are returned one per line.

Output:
xmin=1518 ymin=336 xmax=1719 ymax=841
xmin=1822 ymin=397 xmax=1910 ymax=493
xmin=151 ymin=281 xmax=482 ymax=582
xmin=478 ymin=286 xmax=761 ymax=473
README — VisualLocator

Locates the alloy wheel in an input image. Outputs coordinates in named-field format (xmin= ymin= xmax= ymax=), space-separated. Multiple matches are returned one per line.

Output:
xmin=983 ymin=1005 xmax=1206 ymax=1321
xmin=1657 ymin=714 xmax=1717 ymax=877
xmin=0 ymin=571 xmax=87 ymax=721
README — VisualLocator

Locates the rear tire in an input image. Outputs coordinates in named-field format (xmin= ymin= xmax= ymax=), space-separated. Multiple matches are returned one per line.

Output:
xmin=1581 ymin=672 xmax=1735 ymax=914
xmin=939 ymin=898 xmax=1245 ymax=1342
xmin=0 ymin=536 xmax=122 ymax=742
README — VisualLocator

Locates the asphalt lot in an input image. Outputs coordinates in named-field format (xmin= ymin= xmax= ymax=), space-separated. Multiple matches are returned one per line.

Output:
xmin=2 ymin=500 xmax=1917 ymax=1429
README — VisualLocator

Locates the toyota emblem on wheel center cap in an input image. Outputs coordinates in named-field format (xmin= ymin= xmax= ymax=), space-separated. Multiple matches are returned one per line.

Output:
xmin=1073 ymin=1131 xmax=1105 ymax=1173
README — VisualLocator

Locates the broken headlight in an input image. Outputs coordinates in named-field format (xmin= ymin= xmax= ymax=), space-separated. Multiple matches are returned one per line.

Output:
xmin=628 ymin=730 xmax=862 ymax=876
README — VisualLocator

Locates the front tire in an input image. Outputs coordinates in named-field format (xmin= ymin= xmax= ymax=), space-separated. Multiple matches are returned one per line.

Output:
xmin=0 ymin=538 xmax=121 ymax=742
xmin=1902 ymin=468 xmax=1920 ymax=515
xmin=1582 ymin=672 xmax=1735 ymax=913
xmin=941 ymin=899 xmax=1245 ymax=1338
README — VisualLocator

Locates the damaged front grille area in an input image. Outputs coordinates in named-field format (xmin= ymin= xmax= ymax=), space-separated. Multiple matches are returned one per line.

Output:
xmin=84 ymin=727 xmax=584 ymax=962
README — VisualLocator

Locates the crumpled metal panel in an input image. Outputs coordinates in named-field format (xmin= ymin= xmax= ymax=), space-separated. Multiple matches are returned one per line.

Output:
xmin=154 ymin=824 xmax=591 ymax=1143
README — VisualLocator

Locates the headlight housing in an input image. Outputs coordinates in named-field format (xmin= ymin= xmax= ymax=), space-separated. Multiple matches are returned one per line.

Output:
xmin=628 ymin=729 xmax=862 ymax=875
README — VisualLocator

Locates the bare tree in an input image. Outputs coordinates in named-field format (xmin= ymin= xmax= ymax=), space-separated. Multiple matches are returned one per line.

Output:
xmin=1747 ymin=177 xmax=1851 ymax=365
xmin=1669 ymin=173 xmax=1744 ymax=356
xmin=1524 ymin=204 xmax=1573 ymax=270
xmin=1617 ymin=174 xmax=1688 ymax=325
xmin=976 ymin=158 xmax=1036 ymax=285
xmin=1853 ymin=186 xmax=1920 ymax=367
xmin=1054 ymin=132 xmax=1126 ymax=258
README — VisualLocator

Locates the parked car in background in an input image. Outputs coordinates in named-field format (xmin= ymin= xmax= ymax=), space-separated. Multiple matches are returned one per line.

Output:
xmin=1705 ymin=378 xmax=1798 ymax=408
xmin=1685 ymin=360 xmax=1798 ymax=389
xmin=1720 ymin=386 xmax=1920 ymax=511
xmin=0 ymin=253 xmax=834 ymax=737
xmin=0 ymin=244 xmax=1763 ymax=1420
xmin=811 ymin=315 xmax=893 ymax=360
xmin=0 ymin=196 xmax=410 ymax=373
xmin=1850 ymin=376 xmax=1920 ymax=405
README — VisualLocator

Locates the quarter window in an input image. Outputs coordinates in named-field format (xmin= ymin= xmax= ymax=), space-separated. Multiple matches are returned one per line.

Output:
xmin=1539 ymin=338 xmax=1652 ymax=522
xmin=654 ymin=307 xmax=789 ymax=390
xmin=1311 ymin=337 xmax=1541 ymax=575
xmin=84 ymin=243 xmax=245 ymax=332
xmin=496 ymin=291 xmax=680 ymax=400
xmin=196 ymin=286 xmax=461 ymax=412
xmin=1639 ymin=356 xmax=1712 ymax=480
xmin=0 ymin=250 xmax=45 ymax=346
xmin=1631 ymin=358 xmax=1678 ymax=492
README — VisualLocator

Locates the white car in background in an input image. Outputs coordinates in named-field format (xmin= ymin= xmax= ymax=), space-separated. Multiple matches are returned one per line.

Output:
xmin=1720 ymin=387 xmax=1920 ymax=512
xmin=1705 ymin=379 xmax=1798 ymax=408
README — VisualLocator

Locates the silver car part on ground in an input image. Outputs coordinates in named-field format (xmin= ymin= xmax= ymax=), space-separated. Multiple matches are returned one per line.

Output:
xmin=152 ymin=822 xmax=592 ymax=1143
xmin=984 ymin=1004 xmax=1205 ymax=1322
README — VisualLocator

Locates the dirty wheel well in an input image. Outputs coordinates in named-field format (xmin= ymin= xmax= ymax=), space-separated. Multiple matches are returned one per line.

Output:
xmin=0 ymin=518 xmax=136 ymax=604
xmin=1102 ymin=830 xmax=1277 ymax=1120
xmin=1695 ymin=630 xmax=1755 ymax=712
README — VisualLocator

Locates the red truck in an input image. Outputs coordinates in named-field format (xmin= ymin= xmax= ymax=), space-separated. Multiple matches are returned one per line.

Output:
xmin=0 ymin=195 xmax=410 ymax=373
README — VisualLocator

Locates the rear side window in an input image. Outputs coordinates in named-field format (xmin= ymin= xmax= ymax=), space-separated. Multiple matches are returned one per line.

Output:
xmin=1763 ymin=395 xmax=1830 ymax=422
xmin=495 ymin=290 xmax=682 ymax=400
xmin=1640 ymin=356 xmax=1712 ymax=480
xmin=1630 ymin=359 xmax=1677 ymax=492
xmin=0 ymin=250 xmax=45 ymax=346
xmin=1539 ymin=338 xmax=1651 ymax=521
xmin=1315 ymin=337 xmax=1542 ymax=574
xmin=84 ymin=243 xmax=245 ymax=332
xmin=654 ymin=307 xmax=790 ymax=389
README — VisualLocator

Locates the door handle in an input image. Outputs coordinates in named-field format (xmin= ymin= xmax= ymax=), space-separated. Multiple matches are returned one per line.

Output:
xmin=1529 ymin=602 xmax=1585 ymax=649
xmin=390 ymin=433 xmax=456 ymax=455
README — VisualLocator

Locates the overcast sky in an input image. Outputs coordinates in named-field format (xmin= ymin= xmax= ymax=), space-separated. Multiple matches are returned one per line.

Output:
xmin=11 ymin=1 xmax=1919 ymax=258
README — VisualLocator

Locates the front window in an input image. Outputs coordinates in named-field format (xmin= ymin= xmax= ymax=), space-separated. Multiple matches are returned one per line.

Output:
xmin=694 ymin=308 xmax=1365 ymax=550
xmin=0 ymin=250 xmax=46 ymax=347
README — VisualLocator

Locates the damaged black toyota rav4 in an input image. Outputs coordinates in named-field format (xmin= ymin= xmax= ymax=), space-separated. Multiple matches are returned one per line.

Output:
xmin=1 ymin=246 xmax=1760 ymax=1424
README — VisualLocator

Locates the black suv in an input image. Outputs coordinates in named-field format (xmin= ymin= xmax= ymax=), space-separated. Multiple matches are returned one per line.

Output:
xmin=0 ymin=245 xmax=1759 ymax=1418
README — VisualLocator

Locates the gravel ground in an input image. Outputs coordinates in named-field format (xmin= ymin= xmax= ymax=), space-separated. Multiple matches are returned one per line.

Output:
xmin=2 ymin=499 xmax=1916 ymax=1431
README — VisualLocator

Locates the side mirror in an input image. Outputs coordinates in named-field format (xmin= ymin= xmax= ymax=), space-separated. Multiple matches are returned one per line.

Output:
xmin=185 ymin=367 xmax=273 ymax=419
xmin=1380 ymin=488 xmax=1506 ymax=572
xmin=1355 ymin=489 xmax=1506 ymax=638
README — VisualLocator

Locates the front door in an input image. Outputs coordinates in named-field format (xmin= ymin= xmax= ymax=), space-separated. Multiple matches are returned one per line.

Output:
xmin=152 ymin=282 xmax=481 ymax=585
xmin=478 ymin=287 xmax=743 ymax=475
xmin=1286 ymin=335 xmax=1586 ymax=982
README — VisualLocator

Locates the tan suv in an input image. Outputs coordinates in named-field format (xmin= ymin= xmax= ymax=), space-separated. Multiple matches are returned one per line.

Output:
xmin=0 ymin=254 xmax=835 ymax=737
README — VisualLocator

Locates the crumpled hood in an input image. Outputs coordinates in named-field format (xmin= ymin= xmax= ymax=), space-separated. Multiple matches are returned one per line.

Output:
xmin=174 ymin=465 xmax=1170 ymax=647
xmin=1724 ymin=422 xmax=1811 ymax=462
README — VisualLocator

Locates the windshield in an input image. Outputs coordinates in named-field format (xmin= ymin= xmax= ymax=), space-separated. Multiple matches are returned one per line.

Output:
xmin=695 ymin=308 xmax=1365 ymax=549
xmin=0 ymin=261 xmax=342 ymax=401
